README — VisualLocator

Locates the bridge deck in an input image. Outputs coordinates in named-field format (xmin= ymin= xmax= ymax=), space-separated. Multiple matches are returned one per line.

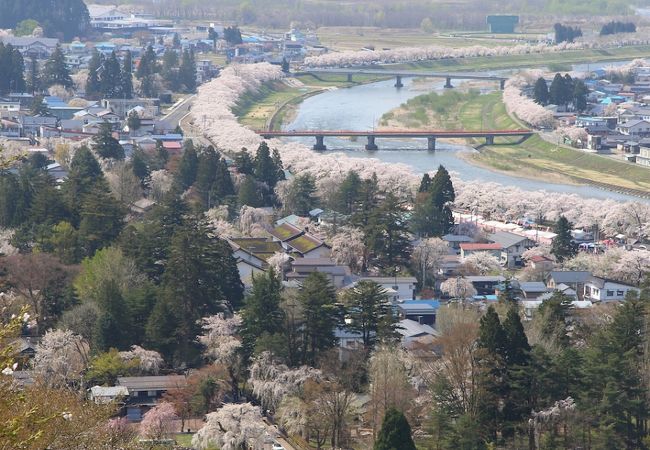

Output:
xmin=302 ymin=68 xmax=507 ymax=81
xmin=257 ymin=129 xmax=533 ymax=138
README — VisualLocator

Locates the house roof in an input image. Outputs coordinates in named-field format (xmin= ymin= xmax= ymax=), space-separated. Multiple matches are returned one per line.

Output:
xmin=285 ymin=234 xmax=325 ymax=254
xmin=442 ymin=234 xmax=474 ymax=242
xmin=398 ymin=300 xmax=440 ymax=314
xmin=89 ymin=385 xmax=129 ymax=398
xmin=291 ymin=257 xmax=336 ymax=267
xmin=0 ymin=36 xmax=59 ymax=48
xmin=585 ymin=276 xmax=637 ymax=289
xmin=358 ymin=276 xmax=418 ymax=284
xmin=547 ymin=271 xmax=592 ymax=284
xmin=517 ymin=281 xmax=548 ymax=293
xmin=465 ymin=275 xmax=506 ymax=283
xmin=230 ymin=238 xmax=282 ymax=261
xmin=529 ymin=255 xmax=552 ymax=263
xmin=460 ymin=243 xmax=503 ymax=251
xmin=162 ymin=141 xmax=182 ymax=150
xmin=269 ymin=223 xmax=303 ymax=241
xmin=488 ymin=231 xmax=530 ymax=248
xmin=397 ymin=319 xmax=440 ymax=338
xmin=117 ymin=375 xmax=186 ymax=391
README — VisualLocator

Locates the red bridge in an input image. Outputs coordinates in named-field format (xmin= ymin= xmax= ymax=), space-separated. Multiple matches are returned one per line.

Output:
xmin=256 ymin=129 xmax=534 ymax=151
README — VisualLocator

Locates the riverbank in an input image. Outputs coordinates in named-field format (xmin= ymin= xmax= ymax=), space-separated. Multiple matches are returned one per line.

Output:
xmin=376 ymin=45 xmax=650 ymax=73
xmin=382 ymin=90 xmax=650 ymax=194
xmin=236 ymin=74 xmax=390 ymax=130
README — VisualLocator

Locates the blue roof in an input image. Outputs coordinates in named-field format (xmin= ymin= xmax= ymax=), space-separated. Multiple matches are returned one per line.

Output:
xmin=473 ymin=294 xmax=498 ymax=301
xmin=400 ymin=299 xmax=440 ymax=309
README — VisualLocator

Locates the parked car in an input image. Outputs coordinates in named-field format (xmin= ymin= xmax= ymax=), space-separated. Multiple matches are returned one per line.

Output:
xmin=272 ymin=443 xmax=285 ymax=450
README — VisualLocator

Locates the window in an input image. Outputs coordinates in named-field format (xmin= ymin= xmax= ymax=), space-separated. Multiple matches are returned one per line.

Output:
xmin=392 ymin=286 xmax=398 ymax=290
xmin=617 ymin=290 xmax=625 ymax=296
xmin=147 ymin=390 xmax=157 ymax=397
xmin=606 ymin=290 xmax=614 ymax=297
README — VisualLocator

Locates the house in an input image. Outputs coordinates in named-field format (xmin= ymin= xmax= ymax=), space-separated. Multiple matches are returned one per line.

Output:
xmin=459 ymin=242 xmax=502 ymax=259
xmin=0 ymin=36 xmax=59 ymax=58
xmin=527 ymin=255 xmax=554 ymax=272
xmin=21 ymin=115 xmax=58 ymax=136
xmin=397 ymin=300 xmax=440 ymax=326
xmin=546 ymin=271 xmax=592 ymax=299
xmin=101 ymin=98 xmax=160 ymax=118
xmin=637 ymin=146 xmax=650 ymax=167
xmin=229 ymin=238 xmax=282 ymax=286
xmin=356 ymin=276 xmax=417 ymax=302
xmin=398 ymin=319 xmax=440 ymax=348
xmin=616 ymin=119 xmax=650 ymax=136
xmin=488 ymin=231 xmax=535 ymax=268
xmin=286 ymin=258 xmax=351 ymax=288
xmin=117 ymin=375 xmax=186 ymax=421
xmin=583 ymin=277 xmax=639 ymax=302
xmin=466 ymin=275 xmax=506 ymax=296
xmin=515 ymin=281 xmax=550 ymax=300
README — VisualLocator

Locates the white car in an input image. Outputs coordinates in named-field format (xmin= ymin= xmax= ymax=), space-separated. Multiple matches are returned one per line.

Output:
xmin=272 ymin=443 xmax=285 ymax=450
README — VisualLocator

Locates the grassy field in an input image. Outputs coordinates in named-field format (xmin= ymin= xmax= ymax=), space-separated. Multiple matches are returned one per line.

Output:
xmin=384 ymin=91 xmax=650 ymax=192
xmin=316 ymin=26 xmax=538 ymax=51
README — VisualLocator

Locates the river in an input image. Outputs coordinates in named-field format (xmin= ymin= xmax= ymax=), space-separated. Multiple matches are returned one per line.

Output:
xmin=282 ymin=65 xmax=649 ymax=202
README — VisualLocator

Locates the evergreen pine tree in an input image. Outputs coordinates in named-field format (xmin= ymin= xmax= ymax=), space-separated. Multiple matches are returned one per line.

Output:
xmin=418 ymin=173 xmax=432 ymax=193
xmin=241 ymin=268 xmax=285 ymax=360
xmin=374 ymin=408 xmax=417 ymax=450
xmin=212 ymin=156 xmax=235 ymax=202
xmin=161 ymin=49 xmax=179 ymax=91
xmin=121 ymin=50 xmax=133 ymax=99
xmin=92 ymin=123 xmax=125 ymax=160
xmin=254 ymin=141 xmax=280 ymax=189
xmin=284 ymin=174 xmax=317 ymax=216
xmin=93 ymin=279 xmax=131 ymax=351
xmin=177 ymin=140 xmax=198 ymax=189
xmin=333 ymin=170 xmax=362 ymax=214
xmin=78 ymin=186 xmax=124 ymax=256
xmin=344 ymin=280 xmax=397 ymax=349
xmin=100 ymin=51 xmax=122 ymax=99
xmin=179 ymin=48 xmax=196 ymax=93
xmin=42 ymin=44 xmax=72 ymax=88
xmin=234 ymin=150 xmax=254 ymax=175
xmin=238 ymin=175 xmax=262 ymax=207
xmin=548 ymin=73 xmax=564 ymax=106
xmin=533 ymin=77 xmax=549 ymax=105
xmin=27 ymin=55 xmax=39 ymax=94
xmin=86 ymin=50 xmax=103 ymax=99
xmin=195 ymin=146 xmax=219 ymax=208
xmin=550 ymin=215 xmax=576 ymax=262
xmin=131 ymin=145 xmax=150 ymax=189
xmin=299 ymin=272 xmax=339 ymax=365
xmin=366 ymin=192 xmax=412 ymax=271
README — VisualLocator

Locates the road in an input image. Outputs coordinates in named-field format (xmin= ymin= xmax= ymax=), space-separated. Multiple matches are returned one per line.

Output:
xmin=161 ymin=94 xmax=195 ymax=130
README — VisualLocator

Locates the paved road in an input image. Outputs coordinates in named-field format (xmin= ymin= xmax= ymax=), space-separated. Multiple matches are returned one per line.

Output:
xmin=161 ymin=94 xmax=195 ymax=129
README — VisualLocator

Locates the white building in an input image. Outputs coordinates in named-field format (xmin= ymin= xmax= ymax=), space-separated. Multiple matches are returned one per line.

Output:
xmin=356 ymin=276 xmax=418 ymax=302
xmin=583 ymin=277 xmax=639 ymax=302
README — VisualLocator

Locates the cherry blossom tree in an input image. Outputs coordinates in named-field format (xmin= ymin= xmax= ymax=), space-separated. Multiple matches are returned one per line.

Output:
xmin=32 ymin=329 xmax=89 ymax=389
xmin=330 ymin=226 xmax=366 ymax=273
xmin=412 ymin=237 xmax=449 ymax=287
xmin=150 ymin=169 xmax=173 ymax=202
xmin=440 ymin=277 xmax=477 ymax=301
xmin=613 ymin=250 xmax=650 ymax=286
xmin=198 ymin=314 xmax=242 ymax=366
xmin=248 ymin=352 xmax=322 ymax=412
xmin=461 ymin=252 xmax=502 ymax=275
xmin=267 ymin=251 xmax=291 ymax=273
xmin=119 ymin=345 xmax=164 ymax=374
xmin=139 ymin=402 xmax=178 ymax=441
xmin=192 ymin=403 xmax=274 ymax=450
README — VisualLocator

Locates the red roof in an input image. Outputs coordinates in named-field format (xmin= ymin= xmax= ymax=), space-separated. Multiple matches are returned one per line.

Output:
xmin=460 ymin=243 xmax=502 ymax=251
xmin=530 ymin=255 xmax=552 ymax=262
xmin=162 ymin=141 xmax=182 ymax=150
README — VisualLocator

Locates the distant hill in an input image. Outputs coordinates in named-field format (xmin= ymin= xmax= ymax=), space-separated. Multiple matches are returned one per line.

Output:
xmin=0 ymin=0 xmax=89 ymax=41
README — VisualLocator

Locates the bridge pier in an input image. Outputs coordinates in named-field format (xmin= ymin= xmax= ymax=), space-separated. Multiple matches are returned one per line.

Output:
xmin=499 ymin=79 xmax=505 ymax=90
xmin=365 ymin=135 xmax=378 ymax=151
xmin=395 ymin=75 xmax=403 ymax=88
xmin=485 ymin=135 xmax=494 ymax=146
xmin=313 ymin=135 xmax=327 ymax=151
xmin=427 ymin=137 xmax=436 ymax=151
xmin=347 ymin=73 xmax=353 ymax=83
xmin=444 ymin=77 xmax=453 ymax=89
